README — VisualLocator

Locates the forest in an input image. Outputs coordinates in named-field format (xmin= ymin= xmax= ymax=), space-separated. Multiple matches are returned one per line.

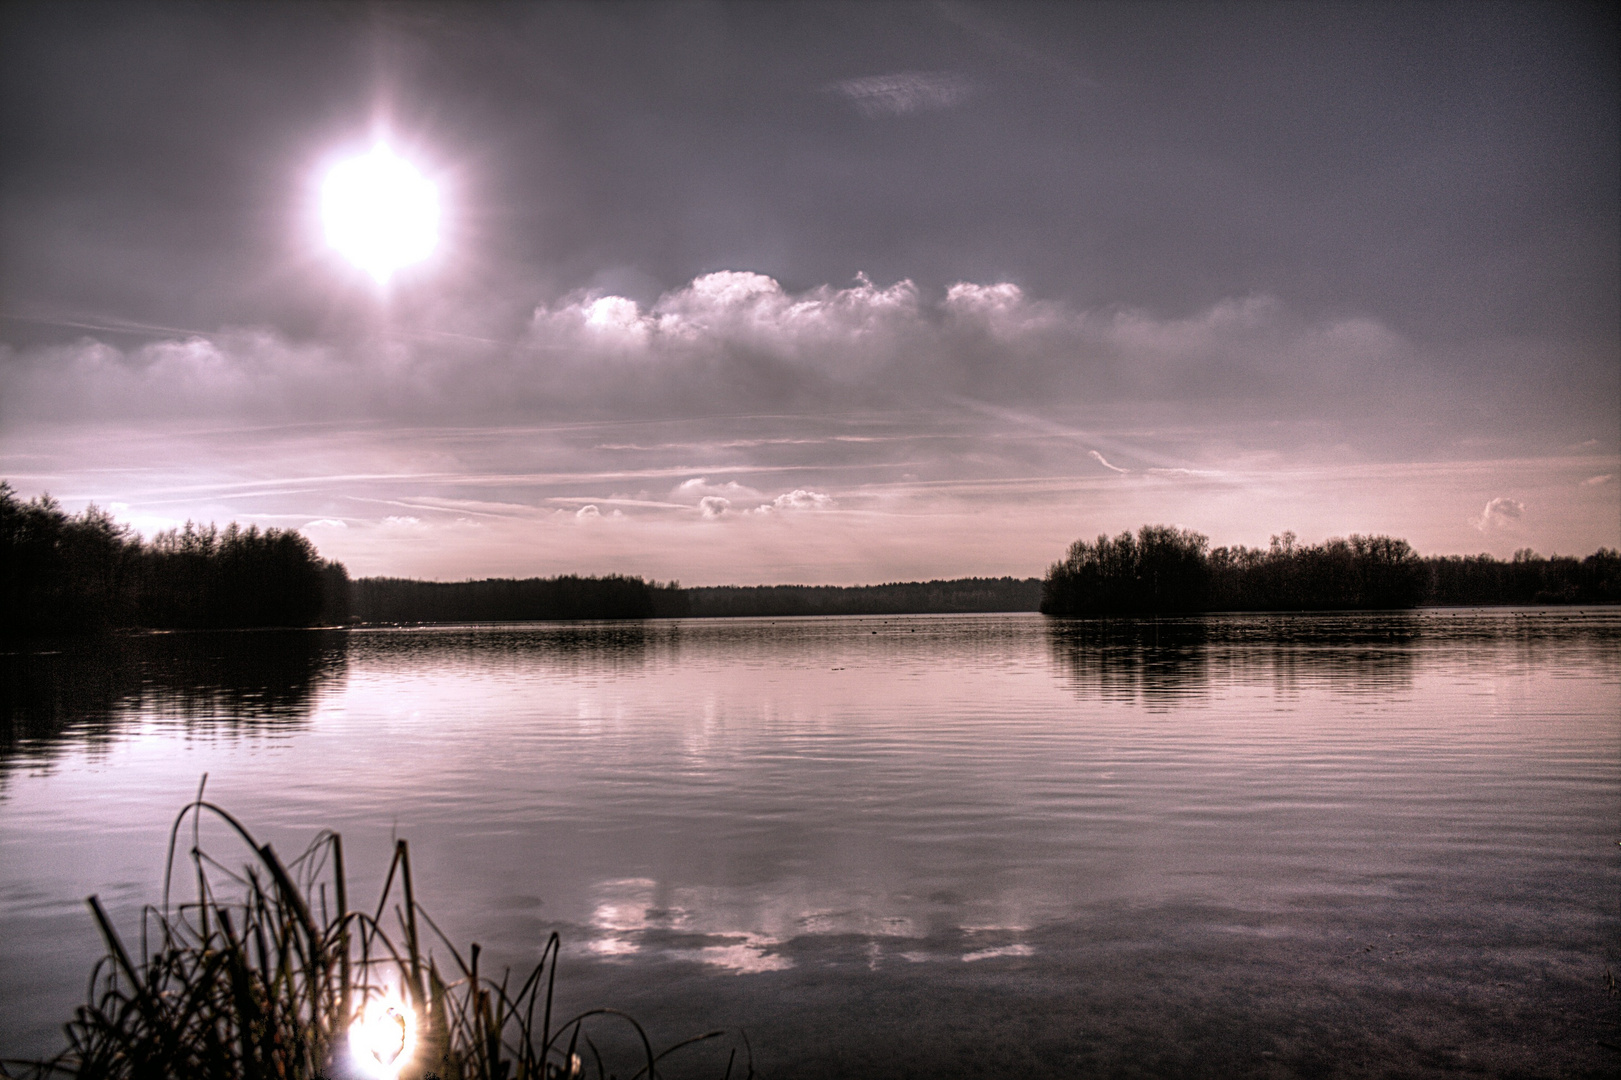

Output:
xmin=347 ymin=576 xmax=1041 ymax=621
xmin=350 ymin=574 xmax=684 ymax=622
xmin=8 ymin=485 xmax=1618 ymax=634
xmin=2 ymin=483 xmax=347 ymax=635
xmin=681 ymin=577 xmax=1042 ymax=618
xmin=1041 ymin=525 xmax=1621 ymax=615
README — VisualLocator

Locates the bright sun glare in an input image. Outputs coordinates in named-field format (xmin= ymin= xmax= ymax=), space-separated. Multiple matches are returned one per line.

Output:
xmin=349 ymin=990 xmax=417 ymax=1080
xmin=322 ymin=145 xmax=438 ymax=284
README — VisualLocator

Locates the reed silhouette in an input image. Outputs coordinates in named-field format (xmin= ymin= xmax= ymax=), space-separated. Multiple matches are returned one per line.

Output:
xmin=3 ymin=786 xmax=750 ymax=1080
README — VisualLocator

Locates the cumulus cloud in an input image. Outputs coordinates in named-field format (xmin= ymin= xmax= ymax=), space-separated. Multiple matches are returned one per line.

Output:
xmin=1582 ymin=474 xmax=1613 ymax=486
xmin=520 ymin=273 xmax=1414 ymax=417
xmin=530 ymin=271 xmax=926 ymax=389
xmin=759 ymin=489 xmax=834 ymax=512
xmin=0 ymin=270 xmax=1439 ymax=430
xmin=686 ymin=486 xmax=834 ymax=519
xmin=1475 ymin=497 xmax=1525 ymax=531
xmin=0 ymin=329 xmax=343 ymax=421
xmin=526 ymin=276 xmax=1447 ymax=423
xmin=302 ymin=518 xmax=348 ymax=529
xmin=576 ymin=504 xmax=601 ymax=520
xmin=827 ymin=71 xmax=972 ymax=117
xmin=675 ymin=478 xmax=762 ymax=502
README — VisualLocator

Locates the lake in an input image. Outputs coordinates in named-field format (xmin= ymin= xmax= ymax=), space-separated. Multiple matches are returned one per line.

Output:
xmin=2 ymin=611 xmax=1617 ymax=1077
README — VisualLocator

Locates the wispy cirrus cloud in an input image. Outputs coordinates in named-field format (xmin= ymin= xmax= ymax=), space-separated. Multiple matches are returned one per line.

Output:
xmin=1089 ymin=450 xmax=1128 ymax=474
xmin=826 ymin=71 xmax=972 ymax=117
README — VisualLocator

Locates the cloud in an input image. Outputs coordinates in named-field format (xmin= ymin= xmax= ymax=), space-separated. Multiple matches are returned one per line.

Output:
xmin=758 ymin=489 xmax=834 ymax=513
xmin=575 ymin=504 xmax=601 ymax=520
xmin=675 ymin=478 xmax=762 ymax=501
xmin=1475 ymin=496 xmax=1525 ymax=531
xmin=684 ymin=484 xmax=834 ymax=519
xmin=1582 ymin=474 xmax=1613 ymax=486
xmin=1089 ymin=450 xmax=1128 ymax=474
xmin=302 ymin=518 xmax=348 ymax=529
xmin=827 ymin=71 xmax=972 ymax=117
xmin=0 ymin=271 xmax=1454 ymax=432
xmin=518 ymin=274 xmax=1424 ymax=419
xmin=533 ymin=270 xmax=925 ymax=376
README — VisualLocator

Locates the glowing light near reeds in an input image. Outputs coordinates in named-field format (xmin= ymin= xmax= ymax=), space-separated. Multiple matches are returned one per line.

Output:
xmin=349 ymin=989 xmax=417 ymax=1080
xmin=322 ymin=145 xmax=438 ymax=283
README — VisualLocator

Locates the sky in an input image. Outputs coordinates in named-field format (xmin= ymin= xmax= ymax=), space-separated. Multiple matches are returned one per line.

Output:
xmin=1 ymin=1 xmax=1616 ymax=585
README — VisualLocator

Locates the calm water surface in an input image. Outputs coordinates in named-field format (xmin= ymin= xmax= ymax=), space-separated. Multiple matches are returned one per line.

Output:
xmin=2 ymin=611 xmax=1618 ymax=1077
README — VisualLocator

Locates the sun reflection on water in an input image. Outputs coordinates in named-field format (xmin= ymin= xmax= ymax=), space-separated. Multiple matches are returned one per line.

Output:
xmin=348 ymin=988 xmax=417 ymax=1080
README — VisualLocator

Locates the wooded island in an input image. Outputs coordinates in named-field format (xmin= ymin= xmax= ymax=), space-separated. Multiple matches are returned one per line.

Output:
xmin=1041 ymin=524 xmax=1621 ymax=614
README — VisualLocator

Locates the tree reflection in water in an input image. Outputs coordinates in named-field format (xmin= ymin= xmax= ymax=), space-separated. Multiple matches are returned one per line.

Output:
xmin=1044 ymin=612 xmax=1427 ymax=707
xmin=0 ymin=630 xmax=348 ymax=769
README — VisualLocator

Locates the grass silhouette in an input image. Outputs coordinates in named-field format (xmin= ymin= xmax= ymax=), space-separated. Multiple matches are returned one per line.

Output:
xmin=4 ymin=782 xmax=749 ymax=1080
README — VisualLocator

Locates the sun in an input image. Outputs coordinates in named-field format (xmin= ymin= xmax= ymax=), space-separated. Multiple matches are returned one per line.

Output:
xmin=321 ymin=145 xmax=438 ymax=284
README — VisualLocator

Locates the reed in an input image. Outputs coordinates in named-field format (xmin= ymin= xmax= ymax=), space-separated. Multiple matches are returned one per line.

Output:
xmin=4 ymin=786 xmax=750 ymax=1080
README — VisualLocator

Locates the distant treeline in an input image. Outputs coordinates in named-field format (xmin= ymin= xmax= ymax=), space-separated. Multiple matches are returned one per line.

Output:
xmin=2 ymin=483 xmax=349 ymax=635
xmin=350 ymin=575 xmax=683 ymax=623
xmin=1042 ymin=525 xmax=1621 ymax=615
xmin=679 ymin=577 xmax=1043 ymax=618
xmin=347 ymin=576 xmax=1039 ymax=621
xmin=11 ymin=482 xmax=1617 ymax=634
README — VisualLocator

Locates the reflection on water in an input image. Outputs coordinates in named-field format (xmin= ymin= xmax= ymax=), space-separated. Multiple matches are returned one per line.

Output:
xmin=0 ymin=631 xmax=347 ymax=768
xmin=1047 ymin=609 xmax=1620 ymax=705
xmin=587 ymin=877 xmax=794 ymax=974
xmin=1046 ymin=612 xmax=1427 ymax=704
xmin=1 ymin=610 xmax=1618 ymax=1076
xmin=349 ymin=621 xmax=663 ymax=674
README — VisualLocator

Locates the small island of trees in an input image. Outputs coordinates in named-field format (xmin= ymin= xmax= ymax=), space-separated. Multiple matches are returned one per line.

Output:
xmin=1041 ymin=524 xmax=1621 ymax=615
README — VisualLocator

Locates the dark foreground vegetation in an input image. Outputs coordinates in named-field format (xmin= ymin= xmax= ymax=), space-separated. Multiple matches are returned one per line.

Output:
xmin=2 ymin=484 xmax=347 ymax=635
xmin=1042 ymin=525 xmax=1621 ymax=615
xmin=3 ymin=791 xmax=747 ymax=1080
